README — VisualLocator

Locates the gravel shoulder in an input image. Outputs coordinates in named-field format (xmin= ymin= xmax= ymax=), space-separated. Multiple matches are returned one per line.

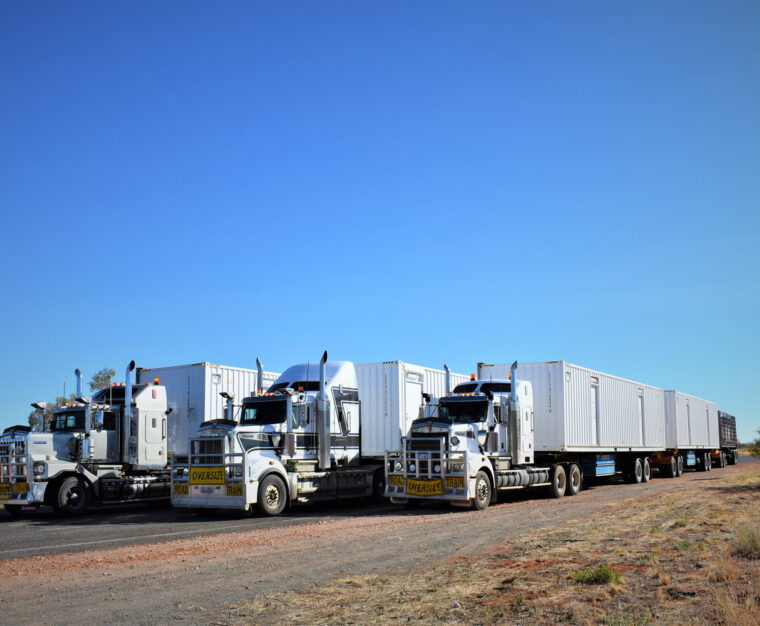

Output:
xmin=1 ymin=462 xmax=756 ymax=625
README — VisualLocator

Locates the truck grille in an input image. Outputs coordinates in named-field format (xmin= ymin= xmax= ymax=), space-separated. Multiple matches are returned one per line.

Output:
xmin=408 ymin=435 xmax=446 ymax=452
xmin=190 ymin=438 xmax=224 ymax=465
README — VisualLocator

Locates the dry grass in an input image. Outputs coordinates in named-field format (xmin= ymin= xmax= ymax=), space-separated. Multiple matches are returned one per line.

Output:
xmin=227 ymin=463 xmax=760 ymax=625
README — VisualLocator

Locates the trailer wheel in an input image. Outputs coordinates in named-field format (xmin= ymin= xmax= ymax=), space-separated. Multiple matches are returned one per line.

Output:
xmin=257 ymin=474 xmax=287 ymax=516
xmin=549 ymin=464 xmax=566 ymax=498
xmin=566 ymin=464 xmax=582 ymax=496
xmin=716 ymin=452 xmax=725 ymax=469
xmin=732 ymin=450 xmax=739 ymax=465
xmin=472 ymin=471 xmax=491 ymax=511
xmin=666 ymin=457 xmax=677 ymax=478
xmin=676 ymin=455 xmax=684 ymax=477
xmin=642 ymin=458 xmax=651 ymax=483
xmin=55 ymin=476 xmax=91 ymax=516
xmin=371 ymin=469 xmax=386 ymax=502
xmin=627 ymin=458 xmax=643 ymax=484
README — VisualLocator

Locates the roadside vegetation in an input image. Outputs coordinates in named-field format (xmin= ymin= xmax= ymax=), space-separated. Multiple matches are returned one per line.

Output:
xmin=228 ymin=463 xmax=760 ymax=625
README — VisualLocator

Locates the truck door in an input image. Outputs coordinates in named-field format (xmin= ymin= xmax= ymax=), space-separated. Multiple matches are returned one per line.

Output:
xmin=143 ymin=411 xmax=165 ymax=463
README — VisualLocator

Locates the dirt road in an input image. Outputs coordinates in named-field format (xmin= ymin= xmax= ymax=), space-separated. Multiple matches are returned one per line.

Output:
xmin=4 ymin=463 xmax=755 ymax=625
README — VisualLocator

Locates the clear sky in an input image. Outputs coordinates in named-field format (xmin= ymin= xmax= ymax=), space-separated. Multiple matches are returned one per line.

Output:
xmin=1 ymin=1 xmax=758 ymax=441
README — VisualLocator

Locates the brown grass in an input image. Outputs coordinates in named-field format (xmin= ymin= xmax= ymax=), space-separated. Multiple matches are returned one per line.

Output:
xmin=226 ymin=464 xmax=760 ymax=625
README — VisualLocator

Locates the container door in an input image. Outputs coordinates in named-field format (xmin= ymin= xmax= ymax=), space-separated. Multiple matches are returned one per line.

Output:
xmin=404 ymin=380 xmax=423 ymax=433
xmin=590 ymin=383 xmax=600 ymax=446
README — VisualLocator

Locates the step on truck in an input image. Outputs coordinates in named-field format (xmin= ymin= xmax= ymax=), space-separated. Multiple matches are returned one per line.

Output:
xmin=385 ymin=360 xmax=672 ymax=510
xmin=0 ymin=361 xmax=276 ymax=516
xmin=170 ymin=353 xmax=468 ymax=516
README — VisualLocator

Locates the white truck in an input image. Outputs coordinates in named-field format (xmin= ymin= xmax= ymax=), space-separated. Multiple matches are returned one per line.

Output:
xmin=0 ymin=361 xmax=276 ymax=516
xmin=171 ymin=354 xmax=467 ymax=515
xmin=385 ymin=360 xmax=672 ymax=510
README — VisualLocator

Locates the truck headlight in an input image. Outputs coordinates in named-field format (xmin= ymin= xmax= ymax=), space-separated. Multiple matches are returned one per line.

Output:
xmin=394 ymin=461 xmax=402 ymax=472
xmin=409 ymin=463 xmax=416 ymax=473
xmin=433 ymin=463 xmax=441 ymax=473
xmin=33 ymin=461 xmax=46 ymax=476
xmin=450 ymin=436 xmax=460 ymax=447
xmin=234 ymin=465 xmax=243 ymax=477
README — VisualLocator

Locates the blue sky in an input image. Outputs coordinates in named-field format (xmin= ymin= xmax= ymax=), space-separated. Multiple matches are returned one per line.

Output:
xmin=1 ymin=1 xmax=758 ymax=441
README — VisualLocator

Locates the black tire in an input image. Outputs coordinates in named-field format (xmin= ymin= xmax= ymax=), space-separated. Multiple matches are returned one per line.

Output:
xmin=717 ymin=452 xmax=725 ymax=469
xmin=642 ymin=458 xmax=651 ymax=483
xmin=404 ymin=499 xmax=422 ymax=509
xmin=732 ymin=450 xmax=739 ymax=465
xmin=566 ymin=463 xmax=582 ymax=496
xmin=666 ymin=457 xmax=677 ymax=478
xmin=676 ymin=455 xmax=684 ymax=477
xmin=55 ymin=476 xmax=91 ymax=516
xmin=473 ymin=471 xmax=491 ymax=511
xmin=703 ymin=452 xmax=711 ymax=472
xmin=371 ymin=469 xmax=386 ymax=502
xmin=550 ymin=464 xmax=566 ymax=498
xmin=257 ymin=474 xmax=287 ymax=516
xmin=3 ymin=504 xmax=23 ymax=517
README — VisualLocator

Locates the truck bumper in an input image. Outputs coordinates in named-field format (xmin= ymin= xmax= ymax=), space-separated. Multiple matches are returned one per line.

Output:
xmin=171 ymin=480 xmax=252 ymax=511
xmin=0 ymin=481 xmax=45 ymax=506
xmin=384 ymin=450 xmax=471 ymax=502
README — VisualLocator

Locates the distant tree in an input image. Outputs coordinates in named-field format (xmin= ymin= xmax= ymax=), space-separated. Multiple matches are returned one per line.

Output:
xmin=748 ymin=429 xmax=760 ymax=457
xmin=27 ymin=368 xmax=115 ymax=429
xmin=89 ymin=367 xmax=115 ymax=392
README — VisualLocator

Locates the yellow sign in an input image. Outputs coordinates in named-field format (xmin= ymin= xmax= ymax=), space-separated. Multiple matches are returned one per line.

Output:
xmin=173 ymin=483 xmax=189 ymax=496
xmin=445 ymin=476 xmax=465 ymax=489
xmin=0 ymin=483 xmax=11 ymax=499
xmin=406 ymin=478 xmax=443 ymax=497
xmin=388 ymin=474 xmax=404 ymax=487
xmin=226 ymin=484 xmax=243 ymax=497
xmin=189 ymin=466 xmax=225 ymax=485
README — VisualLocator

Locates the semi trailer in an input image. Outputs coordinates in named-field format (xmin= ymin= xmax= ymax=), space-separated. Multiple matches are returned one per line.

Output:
xmin=716 ymin=411 xmax=739 ymax=467
xmin=385 ymin=361 xmax=678 ymax=510
xmin=0 ymin=361 xmax=277 ymax=516
xmin=171 ymin=354 xmax=468 ymax=516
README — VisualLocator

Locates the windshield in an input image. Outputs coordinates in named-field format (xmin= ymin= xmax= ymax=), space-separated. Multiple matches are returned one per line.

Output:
xmin=438 ymin=400 xmax=488 ymax=424
xmin=240 ymin=399 xmax=287 ymax=426
xmin=49 ymin=411 xmax=87 ymax=432
xmin=267 ymin=381 xmax=321 ymax=393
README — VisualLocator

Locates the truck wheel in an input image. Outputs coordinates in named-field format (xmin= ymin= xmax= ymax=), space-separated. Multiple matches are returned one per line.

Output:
xmin=642 ymin=458 xmax=651 ymax=483
xmin=732 ymin=450 xmax=739 ymax=465
xmin=717 ymin=453 xmax=725 ymax=468
xmin=676 ymin=456 xmax=684 ymax=477
xmin=549 ymin=464 xmax=566 ymax=498
xmin=56 ymin=477 xmax=91 ymax=516
xmin=473 ymin=471 xmax=491 ymax=511
xmin=257 ymin=474 xmax=287 ymax=516
xmin=371 ymin=469 xmax=386 ymax=501
xmin=666 ymin=457 xmax=677 ymax=478
xmin=628 ymin=458 xmax=643 ymax=484
xmin=566 ymin=463 xmax=582 ymax=496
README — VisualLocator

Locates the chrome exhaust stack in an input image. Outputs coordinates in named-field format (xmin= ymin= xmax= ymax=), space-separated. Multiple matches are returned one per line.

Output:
xmin=256 ymin=357 xmax=264 ymax=394
xmin=75 ymin=368 xmax=83 ymax=399
xmin=317 ymin=351 xmax=330 ymax=470
xmin=444 ymin=364 xmax=451 ymax=395
xmin=124 ymin=360 xmax=135 ymax=426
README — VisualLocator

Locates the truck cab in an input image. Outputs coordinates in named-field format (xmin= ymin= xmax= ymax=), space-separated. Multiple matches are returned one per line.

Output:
xmin=386 ymin=364 xmax=555 ymax=510
xmin=1 ymin=362 xmax=170 ymax=516
xmin=172 ymin=353 xmax=371 ymax=516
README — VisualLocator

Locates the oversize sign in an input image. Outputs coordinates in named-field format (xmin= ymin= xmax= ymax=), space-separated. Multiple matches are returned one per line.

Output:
xmin=189 ymin=467 xmax=225 ymax=485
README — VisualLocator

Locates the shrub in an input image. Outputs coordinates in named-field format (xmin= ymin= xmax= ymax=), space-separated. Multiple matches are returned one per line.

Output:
xmin=733 ymin=521 xmax=760 ymax=559
xmin=572 ymin=564 xmax=622 ymax=585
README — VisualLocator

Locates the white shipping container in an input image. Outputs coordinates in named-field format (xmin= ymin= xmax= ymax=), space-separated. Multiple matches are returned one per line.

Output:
xmin=663 ymin=391 xmax=719 ymax=449
xmin=137 ymin=363 xmax=280 ymax=455
xmin=355 ymin=361 xmax=468 ymax=458
xmin=479 ymin=361 xmax=666 ymax=452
